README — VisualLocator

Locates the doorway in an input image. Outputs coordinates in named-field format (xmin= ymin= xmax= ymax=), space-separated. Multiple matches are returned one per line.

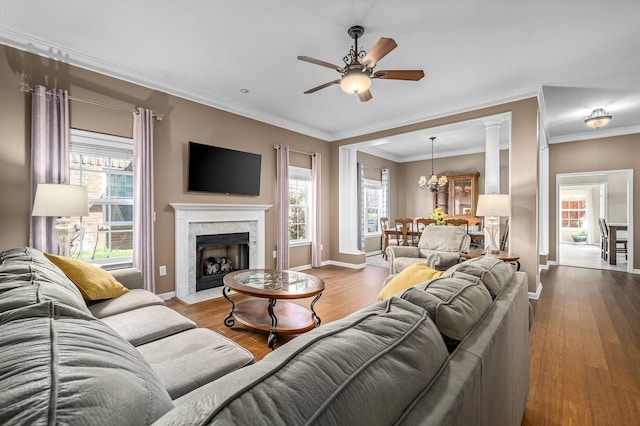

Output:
xmin=556 ymin=170 xmax=633 ymax=272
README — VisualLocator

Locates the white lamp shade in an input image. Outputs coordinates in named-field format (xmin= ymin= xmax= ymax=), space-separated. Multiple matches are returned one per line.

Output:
xmin=32 ymin=184 xmax=89 ymax=217
xmin=340 ymin=70 xmax=372 ymax=94
xmin=476 ymin=194 xmax=511 ymax=217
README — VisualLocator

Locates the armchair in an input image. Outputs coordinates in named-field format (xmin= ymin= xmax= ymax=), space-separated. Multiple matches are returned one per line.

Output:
xmin=386 ymin=225 xmax=470 ymax=274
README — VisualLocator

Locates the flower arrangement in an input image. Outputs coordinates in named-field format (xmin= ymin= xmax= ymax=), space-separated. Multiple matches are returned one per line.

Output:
xmin=430 ymin=207 xmax=447 ymax=225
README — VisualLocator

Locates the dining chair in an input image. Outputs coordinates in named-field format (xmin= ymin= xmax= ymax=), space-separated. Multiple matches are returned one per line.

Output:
xmin=446 ymin=218 xmax=469 ymax=234
xmin=499 ymin=218 xmax=509 ymax=252
xmin=394 ymin=218 xmax=415 ymax=246
xmin=415 ymin=218 xmax=436 ymax=244
xmin=596 ymin=218 xmax=608 ymax=260
xmin=600 ymin=217 xmax=627 ymax=260
xmin=380 ymin=217 xmax=397 ymax=259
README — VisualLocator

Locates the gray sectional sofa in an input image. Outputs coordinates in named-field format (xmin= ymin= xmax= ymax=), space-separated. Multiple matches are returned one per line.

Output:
xmin=1 ymin=247 xmax=529 ymax=425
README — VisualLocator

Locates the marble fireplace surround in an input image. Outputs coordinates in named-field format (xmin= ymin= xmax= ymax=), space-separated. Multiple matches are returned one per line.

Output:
xmin=170 ymin=203 xmax=272 ymax=303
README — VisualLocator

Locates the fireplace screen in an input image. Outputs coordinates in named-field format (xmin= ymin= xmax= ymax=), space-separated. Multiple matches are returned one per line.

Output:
xmin=196 ymin=232 xmax=249 ymax=291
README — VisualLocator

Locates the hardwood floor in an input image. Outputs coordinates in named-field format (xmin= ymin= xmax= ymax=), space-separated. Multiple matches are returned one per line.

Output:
xmin=166 ymin=265 xmax=389 ymax=361
xmin=523 ymin=265 xmax=640 ymax=425
xmin=166 ymin=264 xmax=640 ymax=424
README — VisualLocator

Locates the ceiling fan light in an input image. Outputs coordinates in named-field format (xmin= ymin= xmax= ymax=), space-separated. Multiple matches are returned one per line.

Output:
xmin=585 ymin=108 xmax=613 ymax=129
xmin=340 ymin=70 xmax=371 ymax=94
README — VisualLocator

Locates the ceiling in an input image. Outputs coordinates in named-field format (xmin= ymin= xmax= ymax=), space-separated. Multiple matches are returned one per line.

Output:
xmin=1 ymin=0 xmax=639 ymax=162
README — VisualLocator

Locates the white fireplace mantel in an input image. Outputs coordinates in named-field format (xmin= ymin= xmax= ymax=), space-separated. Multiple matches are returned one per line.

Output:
xmin=169 ymin=203 xmax=272 ymax=302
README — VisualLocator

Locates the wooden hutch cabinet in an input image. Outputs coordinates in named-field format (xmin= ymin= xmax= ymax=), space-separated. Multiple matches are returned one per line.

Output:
xmin=432 ymin=172 xmax=481 ymax=226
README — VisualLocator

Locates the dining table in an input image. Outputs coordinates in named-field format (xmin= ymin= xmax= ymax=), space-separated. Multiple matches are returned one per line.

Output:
xmin=607 ymin=223 xmax=627 ymax=265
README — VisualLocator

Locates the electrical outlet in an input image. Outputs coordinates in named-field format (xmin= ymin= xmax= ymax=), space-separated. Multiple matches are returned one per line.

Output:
xmin=159 ymin=265 xmax=167 ymax=276
xmin=272 ymin=250 xmax=277 ymax=259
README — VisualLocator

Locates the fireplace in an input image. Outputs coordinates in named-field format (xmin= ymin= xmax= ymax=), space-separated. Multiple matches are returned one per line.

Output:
xmin=170 ymin=203 xmax=271 ymax=304
xmin=196 ymin=232 xmax=249 ymax=291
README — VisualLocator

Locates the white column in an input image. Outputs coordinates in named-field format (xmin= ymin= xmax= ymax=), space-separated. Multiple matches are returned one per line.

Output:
xmin=484 ymin=119 xmax=503 ymax=194
xmin=339 ymin=146 xmax=361 ymax=254
xmin=538 ymin=144 xmax=549 ymax=257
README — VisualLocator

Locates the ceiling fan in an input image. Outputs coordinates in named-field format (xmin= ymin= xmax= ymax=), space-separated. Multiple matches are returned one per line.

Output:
xmin=298 ymin=25 xmax=425 ymax=102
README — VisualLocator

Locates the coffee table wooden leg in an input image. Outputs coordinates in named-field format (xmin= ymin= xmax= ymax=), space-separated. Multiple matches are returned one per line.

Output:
xmin=222 ymin=286 xmax=235 ymax=327
xmin=267 ymin=298 xmax=278 ymax=349
xmin=310 ymin=293 xmax=322 ymax=327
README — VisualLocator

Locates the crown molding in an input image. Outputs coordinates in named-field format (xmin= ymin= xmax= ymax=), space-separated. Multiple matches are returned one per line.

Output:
xmin=0 ymin=28 xmax=334 ymax=141
xmin=549 ymin=124 xmax=640 ymax=144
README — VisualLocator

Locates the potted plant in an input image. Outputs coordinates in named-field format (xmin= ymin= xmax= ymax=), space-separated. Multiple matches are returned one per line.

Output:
xmin=430 ymin=207 xmax=448 ymax=226
xmin=570 ymin=218 xmax=588 ymax=242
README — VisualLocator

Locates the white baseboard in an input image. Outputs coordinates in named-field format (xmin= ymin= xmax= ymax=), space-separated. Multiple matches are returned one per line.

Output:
xmin=366 ymin=250 xmax=383 ymax=257
xmin=325 ymin=260 xmax=367 ymax=270
xmin=528 ymin=282 xmax=543 ymax=300
xmin=288 ymin=260 xmax=367 ymax=271
xmin=289 ymin=264 xmax=312 ymax=272
xmin=158 ymin=291 xmax=175 ymax=300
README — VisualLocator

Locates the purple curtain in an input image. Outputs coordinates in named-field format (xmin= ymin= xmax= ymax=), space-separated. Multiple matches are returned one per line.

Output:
xmin=311 ymin=153 xmax=322 ymax=268
xmin=275 ymin=144 xmax=289 ymax=270
xmin=30 ymin=85 xmax=69 ymax=253
xmin=133 ymin=108 xmax=155 ymax=292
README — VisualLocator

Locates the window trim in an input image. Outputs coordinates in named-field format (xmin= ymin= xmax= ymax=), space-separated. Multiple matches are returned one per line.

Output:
xmin=288 ymin=166 xmax=312 ymax=244
xmin=363 ymin=178 xmax=383 ymax=236
xmin=69 ymin=129 xmax=134 ymax=267
xmin=560 ymin=196 xmax=587 ymax=230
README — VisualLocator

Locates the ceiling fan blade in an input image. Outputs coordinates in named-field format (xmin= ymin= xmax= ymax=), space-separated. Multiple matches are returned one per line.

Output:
xmin=372 ymin=70 xmax=425 ymax=81
xmin=303 ymin=79 xmax=341 ymax=94
xmin=361 ymin=38 xmax=397 ymax=68
xmin=357 ymin=90 xmax=372 ymax=102
xmin=297 ymin=56 xmax=343 ymax=71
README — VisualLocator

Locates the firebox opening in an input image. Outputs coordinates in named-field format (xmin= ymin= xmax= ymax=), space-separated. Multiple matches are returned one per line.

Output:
xmin=196 ymin=232 xmax=249 ymax=291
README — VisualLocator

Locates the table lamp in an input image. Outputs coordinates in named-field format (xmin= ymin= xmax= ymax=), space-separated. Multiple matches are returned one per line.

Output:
xmin=475 ymin=194 xmax=510 ymax=255
xmin=32 ymin=183 xmax=89 ymax=257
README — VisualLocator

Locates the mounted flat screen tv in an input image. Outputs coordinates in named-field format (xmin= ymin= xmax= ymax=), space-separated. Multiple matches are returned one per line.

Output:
xmin=188 ymin=142 xmax=262 ymax=196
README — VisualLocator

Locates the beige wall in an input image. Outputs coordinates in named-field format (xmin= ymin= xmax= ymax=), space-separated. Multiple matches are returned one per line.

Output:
xmin=549 ymin=134 xmax=640 ymax=266
xmin=0 ymin=45 xmax=331 ymax=294
xmin=335 ymin=99 xmax=540 ymax=293
xmin=400 ymin=150 xmax=510 ymax=218
xmin=1 ymin=43 xmax=542 ymax=293
xmin=357 ymin=151 xmax=399 ymax=254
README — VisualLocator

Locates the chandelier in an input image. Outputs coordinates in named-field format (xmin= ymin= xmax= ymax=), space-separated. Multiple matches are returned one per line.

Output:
xmin=418 ymin=137 xmax=448 ymax=192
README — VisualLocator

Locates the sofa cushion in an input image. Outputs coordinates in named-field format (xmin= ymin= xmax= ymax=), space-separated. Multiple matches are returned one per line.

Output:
xmin=43 ymin=253 xmax=129 ymax=300
xmin=88 ymin=289 xmax=165 ymax=318
xmin=443 ymin=257 xmax=515 ymax=298
xmin=100 ymin=305 xmax=196 ymax=346
xmin=0 ymin=247 xmax=87 ymax=309
xmin=109 ymin=267 xmax=145 ymax=290
xmin=377 ymin=262 xmax=443 ymax=301
xmin=0 ymin=279 xmax=91 ymax=315
xmin=400 ymin=272 xmax=492 ymax=343
xmin=418 ymin=226 xmax=467 ymax=253
xmin=156 ymin=298 xmax=449 ymax=425
xmin=0 ymin=301 xmax=174 ymax=425
xmin=137 ymin=328 xmax=255 ymax=399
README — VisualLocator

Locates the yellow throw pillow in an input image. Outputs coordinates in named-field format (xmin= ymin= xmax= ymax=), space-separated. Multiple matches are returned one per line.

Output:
xmin=377 ymin=262 xmax=443 ymax=301
xmin=44 ymin=253 xmax=129 ymax=300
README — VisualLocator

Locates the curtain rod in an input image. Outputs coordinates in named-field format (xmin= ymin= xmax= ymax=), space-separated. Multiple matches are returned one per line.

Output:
xmin=19 ymin=82 xmax=163 ymax=121
xmin=273 ymin=144 xmax=314 ymax=156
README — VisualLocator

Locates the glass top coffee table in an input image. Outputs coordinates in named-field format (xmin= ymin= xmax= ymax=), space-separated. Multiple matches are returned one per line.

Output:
xmin=222 ymin=269 xmax=324 ymax=349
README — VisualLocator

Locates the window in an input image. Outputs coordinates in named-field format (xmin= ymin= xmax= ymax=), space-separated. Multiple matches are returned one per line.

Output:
xmin=561 ymin=197 xmax=586 ymax=228
xmin=69 ymin=129 xmax=134 ymax=264
xmin=288 ymin=167 xmax=311 ymax=244
xmin=363 ymin=179 xmax=382 ymax=235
